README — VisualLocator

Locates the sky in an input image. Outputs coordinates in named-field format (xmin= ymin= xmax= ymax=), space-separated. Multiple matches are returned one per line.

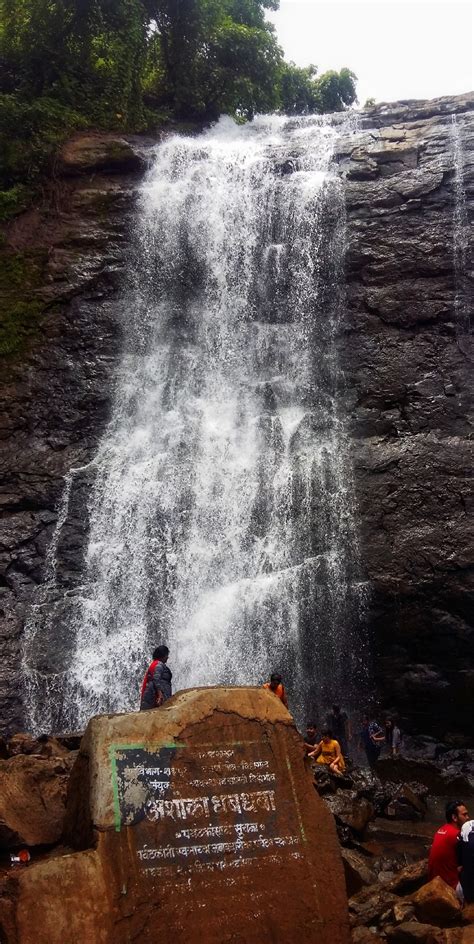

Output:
xmin=267 ymin=0 xmax=473 ymax=107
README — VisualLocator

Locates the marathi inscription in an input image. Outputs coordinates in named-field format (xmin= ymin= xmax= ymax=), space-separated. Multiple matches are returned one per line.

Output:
xmin=111 ymin=742 xmax=303 ymax=882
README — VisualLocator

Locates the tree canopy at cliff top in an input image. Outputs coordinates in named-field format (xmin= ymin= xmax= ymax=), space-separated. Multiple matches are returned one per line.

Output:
xmin=0 ymin=0 xmax=356 ymax=201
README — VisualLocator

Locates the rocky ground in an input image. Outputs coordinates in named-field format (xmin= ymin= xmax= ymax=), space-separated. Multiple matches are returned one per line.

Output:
xmin=1 ymin=728 xmax=474 ymax=942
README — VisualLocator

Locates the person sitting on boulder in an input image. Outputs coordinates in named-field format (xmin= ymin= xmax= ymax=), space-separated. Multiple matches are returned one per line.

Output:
xmin=140 ymin=645 xmax=172 ymax=710
xmin=308 ymin=729 xmax=345 ymax=775
xmin=303 ymin=721 xmax=319 ymax=754
xmin=428 ymin=800 xmax=469 ymax=893
xmin=262 ymin=673 xmax=288 ymax=708
xmin=458 ymin=818 xmax=474 ymax=903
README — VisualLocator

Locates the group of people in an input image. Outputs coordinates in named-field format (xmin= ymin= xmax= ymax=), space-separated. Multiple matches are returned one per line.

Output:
xmin=429 ymin=801 xmax=474 ymax=904
xmin=140 ymin=651 xmax=473 ymax=906
xmin=139 ymin=655 xmax=401 ymax=773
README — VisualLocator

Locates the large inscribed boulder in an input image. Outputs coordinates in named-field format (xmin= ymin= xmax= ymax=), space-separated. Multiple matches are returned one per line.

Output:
xmin=0 ymin=687 xmax=350 ymax=944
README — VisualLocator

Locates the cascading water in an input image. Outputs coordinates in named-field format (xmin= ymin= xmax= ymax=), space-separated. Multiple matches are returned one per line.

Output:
xmin=23 ymin=114 xmax=368 ymax=734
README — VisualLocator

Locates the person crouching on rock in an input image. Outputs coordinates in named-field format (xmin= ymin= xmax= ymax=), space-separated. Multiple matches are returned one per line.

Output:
xmin=262 ymin=673 xmax=288 ymax=708
xmin=428 ymin=800 xmax=469 ymax=898
xmin=140 ymin=645 xmax=172 ymax=710
xmin=308 ymin=729 xmax=345 ymax=776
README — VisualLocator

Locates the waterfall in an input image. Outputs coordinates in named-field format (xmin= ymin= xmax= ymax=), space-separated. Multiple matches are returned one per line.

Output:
xmin=23 ymin=114 xmax=368 ymax=733
xmin=451 ymin=115 xmax=470 ymax=333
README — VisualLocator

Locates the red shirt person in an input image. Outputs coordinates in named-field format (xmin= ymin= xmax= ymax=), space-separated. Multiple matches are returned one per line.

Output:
xmin=428 ymin=800 xmax=469 ymax=888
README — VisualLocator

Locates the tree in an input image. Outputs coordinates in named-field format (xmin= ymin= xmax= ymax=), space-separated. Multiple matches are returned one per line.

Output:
xmin=279 ymin=62 xmax=357 ymax=115
xmin=145 ymin=0 xmax=283 ymax=119
xmin=313 ymin=67 xmax=357 ymax=113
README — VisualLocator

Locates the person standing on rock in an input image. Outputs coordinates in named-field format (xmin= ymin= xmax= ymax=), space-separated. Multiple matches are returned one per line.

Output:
xmin=140 ymin=645 xmax=172 ymax=710
xmin=262 ymin=673 xmax=288 ymax=708
xmin=326 ymin=705 xmax=351 ymax=757
xmin=428 ymin=800 xmax=469 ymax=894
xmin=360 ymin=715 xmax=385 ymax=767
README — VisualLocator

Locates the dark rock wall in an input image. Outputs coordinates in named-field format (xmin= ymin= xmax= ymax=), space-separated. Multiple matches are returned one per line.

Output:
xmin=0 ymin=135 xmax=154 ymax=732
xmin=339 ymin=94 xmax=473 ymax=737
xmin=0 ymin=100 xmax=472 ymax=737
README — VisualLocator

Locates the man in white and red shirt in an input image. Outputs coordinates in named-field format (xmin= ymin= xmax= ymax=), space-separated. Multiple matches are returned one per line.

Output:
xmin=428 ymin=800 xmax=469 ymax=888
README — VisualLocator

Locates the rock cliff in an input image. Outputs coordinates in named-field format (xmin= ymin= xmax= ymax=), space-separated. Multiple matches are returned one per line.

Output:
xmin=0 ymin=95 xmax=472 ymax=736
xmin=339 ymin=93 xmax=473 ymax=737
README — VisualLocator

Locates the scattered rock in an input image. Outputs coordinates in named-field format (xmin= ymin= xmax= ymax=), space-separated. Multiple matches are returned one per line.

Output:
xmin=351 ymin=928 xmax=385 ymax=943
xmin=326 ymin=792 xmax=375 ymax=835
xmin=7 ymin=734 xmax=71 ymax=758
xmin=392 ymin=901 xmax=416 ymax=924
xmin=349 ymin=884 xmax=399 ymax=927
xmin=389 ymin=859 xmax=429 ymax=895
xmin=0 ymin=753 xmax=73 ymax=848
xmin=342 ymin=847 xmax=378 ymax=896
xmin=412 ymin=877 xmax=462 ymax=925
xmin=385 ymin=922 xmax=447 ymax=943
xmin=384 ymin=784 xmax=428 ymax=820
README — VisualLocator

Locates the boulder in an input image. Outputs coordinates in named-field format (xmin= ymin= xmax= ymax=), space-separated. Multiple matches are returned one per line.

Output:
xmin=384 ymin=784 xmax=428 ymax=820
xmin=6 ymin=733 xmax=71 ymax=758
xmin=0 ymin=753 xmax=73 ymax=848
xmin=412 ymin=877 xmax=462 ymax=925
xmin=351 ymin=929 xmax=385 ymax=943
xmin=0 ymin=688 xmax=350 ymax=944
xmin=392 ymin=901 xmax=416 ymax=924
xmin=389 ymin=859 xmax=429 ymax=895
xmin=349 ymin=884 xmax=399 ymax=927
xmin=342 ymin=847 xmax=378 ymax=896
xmin=462 ymin=904 xmax=474 ymax=925
xmin=58 ymin=133 xmax=146 ymax=175
xmin=385 ymin=922 xmax=448 ymax=943
xmin=326 ymin=792 xmax=375 ymax=834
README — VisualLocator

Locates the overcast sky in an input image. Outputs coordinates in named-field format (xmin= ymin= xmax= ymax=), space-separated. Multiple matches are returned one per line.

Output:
xmin=267 ymin=0 xmax=473 ymax=106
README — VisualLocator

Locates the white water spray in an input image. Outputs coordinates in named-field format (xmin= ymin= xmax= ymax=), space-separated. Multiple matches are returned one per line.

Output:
xmin=24 ymin=114 xmax=367 ymax=732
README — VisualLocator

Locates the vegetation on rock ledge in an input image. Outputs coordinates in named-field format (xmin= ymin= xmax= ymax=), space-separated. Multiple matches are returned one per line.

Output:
xmin=0 ymin=0 xmax=357 ymax=197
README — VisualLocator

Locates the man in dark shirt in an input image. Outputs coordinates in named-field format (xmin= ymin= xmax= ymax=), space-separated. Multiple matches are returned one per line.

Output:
xmin=429 ymin=800 xmax=469 ymax=891
xmin=326 ymin=705 xmax=350 ymax=757
xmin=360 ymin=716 xmax=385 ymax=767
xmin=303 ymin=721 xmax=319 ymax=754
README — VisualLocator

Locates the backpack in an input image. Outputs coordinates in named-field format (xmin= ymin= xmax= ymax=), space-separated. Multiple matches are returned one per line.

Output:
xmin=140 ymin=659 xmax=164 ymax=707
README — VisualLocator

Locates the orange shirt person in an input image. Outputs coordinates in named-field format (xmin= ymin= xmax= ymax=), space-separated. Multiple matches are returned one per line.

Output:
xmin=263 ymin=673 xmax=288 ymax=708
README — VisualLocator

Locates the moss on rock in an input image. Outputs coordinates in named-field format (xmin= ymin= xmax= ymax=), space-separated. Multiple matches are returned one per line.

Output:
xmin=0 ymin=250 xmax=49 ymax=358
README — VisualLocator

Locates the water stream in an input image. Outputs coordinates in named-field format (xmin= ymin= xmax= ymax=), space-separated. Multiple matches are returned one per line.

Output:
xmin=24 ymin=114 xmax=368 ymax=733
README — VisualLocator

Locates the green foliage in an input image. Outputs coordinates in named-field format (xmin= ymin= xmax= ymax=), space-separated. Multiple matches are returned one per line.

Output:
xmin=0 ymin=249 xmax=48 ymax=356
xmin=0 ymin=94 xmax=86 ymax=189
xmin=279 ymin=63 xmax=357 ymax=115
xmin=0 ymin=0 xmax=358 ymax=219
xmin=145 ymin=0 xmax=283 ymax=119
xmin=313 ymin=68 xmax=357 ymax=113
xmin=364 ymin=97 xmax=376 ymax=108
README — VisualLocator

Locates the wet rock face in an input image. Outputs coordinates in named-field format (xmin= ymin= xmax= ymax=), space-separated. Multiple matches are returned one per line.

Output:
xmin=0 ymin=135 xmax=154 ymax=734
xmin=0 ymin=688 xmax=350 ymax=944
xmin=337 ymin=92 xmax=473 ymax=738
xmin=0 ymin=97 xmax=473 ymax=737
